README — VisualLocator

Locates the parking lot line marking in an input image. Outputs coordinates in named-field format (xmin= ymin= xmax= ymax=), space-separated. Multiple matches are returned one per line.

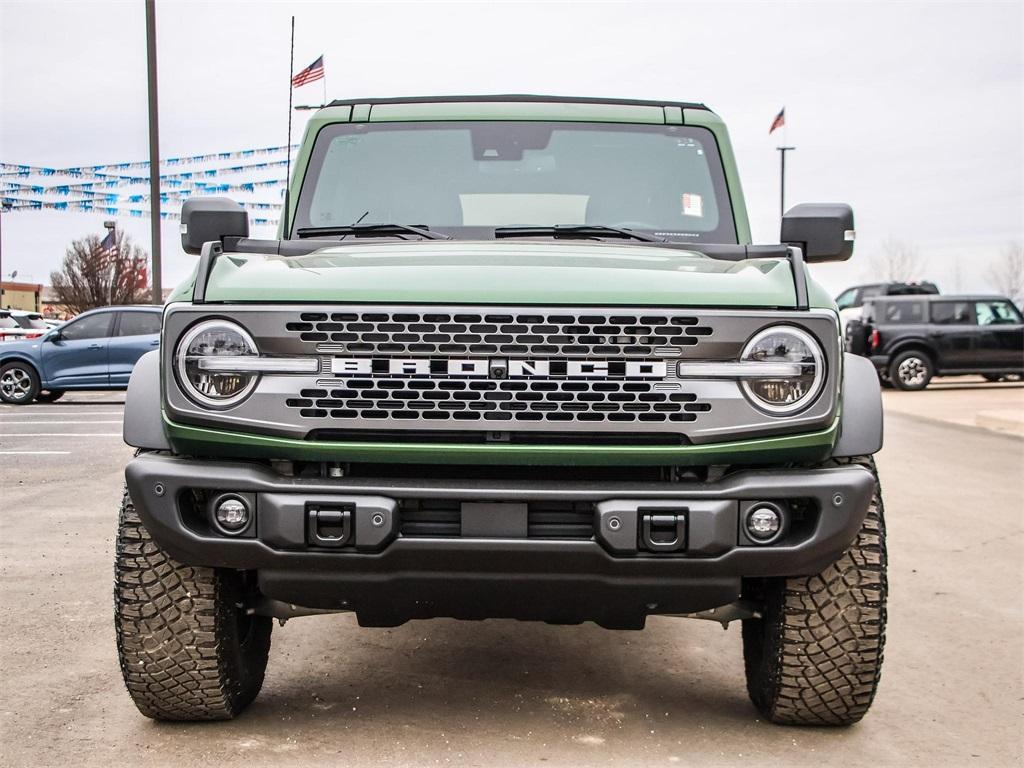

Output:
xmin=0 ymin=411 xmax=125 ymax=416
xmin=0 ymin=432 xmax=122 ymax=437
xmin=0 ymin=451 xmax=72 ymax=455
xmin=0 ymin=420 xmax=123 ymax=425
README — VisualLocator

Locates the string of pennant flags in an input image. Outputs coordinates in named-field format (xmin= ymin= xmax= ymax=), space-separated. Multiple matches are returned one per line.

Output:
xmin=0 ymin=144 xmax=297 ymax=178
xmin=0 ymin=142 xmax=299 ymax=227
xmin=3 ymin=53 xmax=330 ymax=230
xmin=2 ymin=196 xmax=283 ymax=212
xmin=1 ymin=158 xmax=291 ymax=187
xmin=3 ymin=177 xmax=287 ymax=196
xmin=2 ymin=198 xmax=278 ymax=226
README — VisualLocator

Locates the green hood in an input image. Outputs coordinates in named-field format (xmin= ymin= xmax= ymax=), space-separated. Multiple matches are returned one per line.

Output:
xmin=190 ymin=241 xmax=802 ymax=307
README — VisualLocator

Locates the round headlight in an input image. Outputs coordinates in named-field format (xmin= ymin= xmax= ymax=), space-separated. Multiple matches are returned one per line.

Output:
xmin=175 ymin=320 xmax=258 ymax=408
xmin=740 ymin=326 xmax=824 ymax=414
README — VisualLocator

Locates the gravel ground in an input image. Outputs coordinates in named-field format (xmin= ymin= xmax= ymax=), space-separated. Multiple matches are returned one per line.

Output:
xmin=0 ymin=387 xmax=1021 ymax=767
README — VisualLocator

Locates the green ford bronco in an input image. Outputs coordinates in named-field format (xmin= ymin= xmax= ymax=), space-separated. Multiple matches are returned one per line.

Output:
xmin=116 ymin=95 xmax=886 ymax=725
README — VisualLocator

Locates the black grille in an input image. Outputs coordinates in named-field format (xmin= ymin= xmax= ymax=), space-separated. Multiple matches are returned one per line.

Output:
xmin=399 ymin=500 xmax=461 ymax=537
xmin=527 ymin=501 xmax=594 ymax=538
xmin=285 ymin=310 xmax=713 ymax=356
xmin=399 ymin=499 xmax=595 ymax=539
xmin=286 ymin=381 xmax=712 ymax=424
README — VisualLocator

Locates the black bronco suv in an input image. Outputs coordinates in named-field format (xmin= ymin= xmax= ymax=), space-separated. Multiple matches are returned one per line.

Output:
xmin=848 ymin=294 xmax=1024 ymax=389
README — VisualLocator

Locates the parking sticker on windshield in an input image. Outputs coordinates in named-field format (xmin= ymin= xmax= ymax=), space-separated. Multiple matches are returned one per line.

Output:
xmin=681 ymin=193 xmax=704 ymax=217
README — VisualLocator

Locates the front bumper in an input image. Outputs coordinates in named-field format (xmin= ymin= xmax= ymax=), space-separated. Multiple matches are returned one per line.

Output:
xmin=125 ymin=453 xmax=874 ymax=629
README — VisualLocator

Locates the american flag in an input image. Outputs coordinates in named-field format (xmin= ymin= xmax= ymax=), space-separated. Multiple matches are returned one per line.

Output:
xmin=98 ymin=229 xmax=117 ymax=258
xmin=291 ymin=55 xmax=325 ymax=88
xmin=769 ymin=107 xmax=785 ymax=135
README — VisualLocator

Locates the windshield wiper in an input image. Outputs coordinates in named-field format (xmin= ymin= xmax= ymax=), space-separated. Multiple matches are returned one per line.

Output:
xmin=494 ymin=224 xmax=666 ymax=243
xmin=295 ymin=223 xmax=450 ymax=240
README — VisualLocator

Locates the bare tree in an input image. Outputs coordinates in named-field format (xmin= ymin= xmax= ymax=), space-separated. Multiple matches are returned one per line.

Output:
xmin=50 ymin=231 xmax=151 ymax=315
xmin=868 ymin=237 xmax=925 ymax=283
xmin=986 ymin=242 xmax=1024 ymax=307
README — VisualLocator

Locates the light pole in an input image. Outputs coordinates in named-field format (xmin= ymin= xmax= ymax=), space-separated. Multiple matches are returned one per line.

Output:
xmin=104 ymin=221 xmax=117 ymax=305
xmin=145 ymin=0 xmax=162 ymax=305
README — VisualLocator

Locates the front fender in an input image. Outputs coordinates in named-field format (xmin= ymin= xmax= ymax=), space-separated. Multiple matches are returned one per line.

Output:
xmin=0 ymin=349 xmax=45 ymax=380
xmin=123 ymin=351 xmax=171 ymax=451
xmin=832 ymin=353 xmax=883 ymax=457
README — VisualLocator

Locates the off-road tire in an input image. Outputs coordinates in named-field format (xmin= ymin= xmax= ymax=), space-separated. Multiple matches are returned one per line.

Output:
xmin=36 ymin=389 xmax=65 ymax=403
xmin=114 ymin=487 xmax=272 ymax=721
xmin=0 ymin=361 xmax=40 ymax=404
xmin=889 ymin=350 xmax=933 ymax=391
xmin=742 ymin=456 xmax=887 ymax=726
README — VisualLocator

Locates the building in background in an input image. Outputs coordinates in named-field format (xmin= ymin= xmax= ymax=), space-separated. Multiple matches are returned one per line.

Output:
xmin=1 ymin=281 xmax=43 ymax=312
xmin=39 ymin=285 xmax=68 ymax=319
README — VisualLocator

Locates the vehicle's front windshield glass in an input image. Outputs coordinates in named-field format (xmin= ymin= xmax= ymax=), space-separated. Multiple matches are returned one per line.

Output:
xmin=294 ymin=121 xmax=736 ymax=242
xmin=0 ymin=314 xmax=18 ymax=329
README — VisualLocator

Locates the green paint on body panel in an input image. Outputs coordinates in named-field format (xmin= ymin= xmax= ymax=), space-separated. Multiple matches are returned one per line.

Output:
xmin=165 ymin=416 xmax=838 ymax=467
xmin=368 ymin=101 xmax=667 ymax=124
xmin=200 ymin=241 xmax=798 ymax=307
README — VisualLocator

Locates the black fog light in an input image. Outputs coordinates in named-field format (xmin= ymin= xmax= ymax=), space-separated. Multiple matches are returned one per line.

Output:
xmin=213 ymin=495 xmax=250 ymax=534
xmin=745 ymin=505 xmax=782 ymax=543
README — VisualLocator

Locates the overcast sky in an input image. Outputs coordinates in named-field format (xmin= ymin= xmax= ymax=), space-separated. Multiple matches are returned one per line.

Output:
xmin=1 ymin=0 xmax=1021 ymax=298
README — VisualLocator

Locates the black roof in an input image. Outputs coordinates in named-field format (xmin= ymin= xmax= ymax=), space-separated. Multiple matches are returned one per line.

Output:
xmin=867 ymin=294 xmax=1011 ymax=302
xmin=326 ymin=94 xmax=710 ymax=110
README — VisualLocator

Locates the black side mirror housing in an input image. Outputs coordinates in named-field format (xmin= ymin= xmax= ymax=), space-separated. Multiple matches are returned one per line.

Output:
xmin=180 ymin=197 xmax=249 ymax=255
xmin=781 ymin=203 xmax=855 ymax=263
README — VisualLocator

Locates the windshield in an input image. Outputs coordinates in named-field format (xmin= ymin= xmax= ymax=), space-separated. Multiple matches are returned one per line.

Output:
xmin=835 ymin=289 xmax=857 ymax=310
xmin=294 ymin=121 xmax=736 ymax=243
xmin=0 ymin=313 xmax=17 ymax=329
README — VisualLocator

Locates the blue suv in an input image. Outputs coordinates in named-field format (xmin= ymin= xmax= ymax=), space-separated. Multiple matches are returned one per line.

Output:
xmin=0 ymin=305 xmax=161 ymax=404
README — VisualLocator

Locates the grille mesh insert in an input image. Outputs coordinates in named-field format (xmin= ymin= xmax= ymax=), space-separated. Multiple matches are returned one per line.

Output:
xmin=286 ymin=380 xmax=712 ymax=423
xmin=286 ymin=311 xmax=713 ymax=356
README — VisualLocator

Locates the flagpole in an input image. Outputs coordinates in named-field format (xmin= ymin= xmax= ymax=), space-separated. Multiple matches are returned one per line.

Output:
xmin=777 ymin=146 xmax=795 ymax=219
xmin=322 ymin=56 xmax=327 ymax=107
xmin=283 ymin=16 xmax=295 ymax=239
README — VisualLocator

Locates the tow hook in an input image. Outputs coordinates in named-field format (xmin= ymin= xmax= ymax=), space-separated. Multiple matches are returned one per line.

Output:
xmin=639 ymin=511 xmax=687 ymax=552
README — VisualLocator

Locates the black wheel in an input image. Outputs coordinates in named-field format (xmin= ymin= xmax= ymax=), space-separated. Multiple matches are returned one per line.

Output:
xmin=114 ymin=487 xmax=272 ymax=721
xmin=0 ymin=361 xmax=40 ymax=404
xmin=36 ymin=390 xmax=65 ymax=403
xmin=742 ymin=457 xmax=887 ymax=726
xmin=889 ymin=350 xmax=933 ymax=390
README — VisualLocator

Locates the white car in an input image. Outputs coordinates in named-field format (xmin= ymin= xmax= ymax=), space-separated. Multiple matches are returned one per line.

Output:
xmin=0 ymin=310 xmax=47 ymax=342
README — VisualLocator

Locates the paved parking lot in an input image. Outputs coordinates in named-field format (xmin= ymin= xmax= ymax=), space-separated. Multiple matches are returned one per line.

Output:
xmin=1 ymin=384 xmax=1022 ymax=767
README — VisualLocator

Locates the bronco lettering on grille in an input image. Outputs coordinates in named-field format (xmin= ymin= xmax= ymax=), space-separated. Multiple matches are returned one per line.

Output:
xmin=330 ymin=357 xmax=669 ymax=379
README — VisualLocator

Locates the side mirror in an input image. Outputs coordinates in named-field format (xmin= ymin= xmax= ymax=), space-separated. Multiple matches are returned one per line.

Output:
xmin=781 ymin=203 xmax=855 ymax=263
xmin=180 ymin=197 xmax=249 ymax=255
xmin=45 ymin=329 xmax=60 ymax=343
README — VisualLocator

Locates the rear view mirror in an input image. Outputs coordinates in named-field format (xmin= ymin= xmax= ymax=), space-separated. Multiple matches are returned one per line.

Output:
xmin=781 ymin=203 xmax=855 ymax=263
xmin=180 ymin=197 xmax=249 ymax=255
